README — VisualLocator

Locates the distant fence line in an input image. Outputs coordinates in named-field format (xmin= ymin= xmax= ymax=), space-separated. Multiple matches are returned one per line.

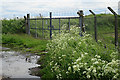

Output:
xmin=24 ymin=7 xmax=119 ymax=48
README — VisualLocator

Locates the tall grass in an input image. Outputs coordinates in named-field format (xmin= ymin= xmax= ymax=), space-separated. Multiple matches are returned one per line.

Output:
xmin=2 ymin=34 xmax=48 ymax=53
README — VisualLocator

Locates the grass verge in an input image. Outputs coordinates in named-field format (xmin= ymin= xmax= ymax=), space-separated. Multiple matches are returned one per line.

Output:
xmin=2 ymin=33 xmax=48 ymax=53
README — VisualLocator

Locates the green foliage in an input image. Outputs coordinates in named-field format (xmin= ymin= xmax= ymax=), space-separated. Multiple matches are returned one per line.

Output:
xmin=2 ymin=19 xmax=25 ymax=34
xmin=39 ymin=26 xmax=119 ymax=79
xmin=2 ymin=34 xmax=48 ymax=53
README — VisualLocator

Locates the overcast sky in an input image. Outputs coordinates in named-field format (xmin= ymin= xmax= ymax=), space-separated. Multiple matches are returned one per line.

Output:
xmin=0 ymin=0 xmax=120 ymax=19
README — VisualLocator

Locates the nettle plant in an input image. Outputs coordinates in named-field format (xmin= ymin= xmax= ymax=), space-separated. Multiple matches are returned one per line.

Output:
xmin=44 ymin=25 xmax=119 ymax=79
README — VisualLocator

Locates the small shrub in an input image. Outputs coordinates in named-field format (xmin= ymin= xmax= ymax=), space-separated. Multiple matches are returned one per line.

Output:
xmin=2 ymin=19 xmax=25 ymax=34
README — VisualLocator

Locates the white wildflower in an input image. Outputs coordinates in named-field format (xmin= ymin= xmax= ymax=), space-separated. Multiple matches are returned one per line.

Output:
xmin=50 ymin=62 xmax=52 ymax=66
xmin=93 ymin=68 xmax=96 ymax=73
xmin=73 ymin=51 xmax=76 ymax=54
xmin=97 ymin=55 xmax=101 ymax=58
xmin=102 ymin=60 xmax=105 ymax=63
xmin=78 ymin=42 xmax=81 ymax=45
xmin=73 ymin=64 xmax=80 ymax=71
xmin=81 ymin=54 xmax=84 ymax=57
xmin=84 ymin=52 xmax=88 ymax=55
xmin=84 ymin=63 xmax=87 ymax=66
xmin=113 ymin=73 xmax=119 ymax=79
xmin=59 ymin=57 xmax=61 ymax=59
xmin=97 ymin=66 xmax=101 ymax=70
xmin=62 ymin=55 xmax=66 ymax=57
xmin=68 ymin=67 xmax=71 ymax=71
xmin=87 ymin=75 xmax=91 ymax=78
xmin=94 ymin=61 xmax=99 ymax=64
xmin=87 ymin=68 xmax=91 ymax=72
xmin=66 ymin=71 xmax=69 ymax=74
xmin=76 ymin=57 xmax=81 ymax=62
xmin=98 ymin=73 xmax=101 ymax=76
xmin=83 ymin=71 xmax=86 ymax=74
xmin=55 ymin=63 xmax=57 ymax=66
xmin=58 ymin=74 xmax=62 ymax=77
xmin=56 ymin=75 xmax=59 ymax=79
xmin=91 ymin=58 xmax=96 ymax=61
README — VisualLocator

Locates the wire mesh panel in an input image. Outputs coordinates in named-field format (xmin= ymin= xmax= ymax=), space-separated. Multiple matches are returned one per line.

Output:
xmin=29 ymin=18 xmax=49 ymax=39
xmin=97 ymin=15 xmax=115 ymax=48
xmin=84 ymin=16 xmax=94 ymax=35
xmin=52 ymin=19 xmax=60 ymax=35
xmin=30 ymin=19 xmax=36 ymax=37
xmin=84 ymin=14 xmax=119 ymax=49
xmin=29 ymin=15 xmax=80 ymax=39
xmin=43 ymin=19 xmax=50 ymax=39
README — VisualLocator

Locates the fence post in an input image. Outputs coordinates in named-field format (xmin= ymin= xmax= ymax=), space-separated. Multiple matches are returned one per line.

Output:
xmin=50 ymin=12 xmax=52 ymax=39
xmin=107 ymin=7 xmax=118 ymax=48
xmin=35 ymin=18 xmax=37 ymax=38
xmin=89 ymin=10 xmax=97 ymax=42
xmin=59 ymin=18 xmax=61 ymax=34
xmin=42 ymin=19 xmax=44 ymax=38
xmin=77 ymin=10 xmax=84 ymax=36
xmin=24 ymin=16 xmax=27 ymax=34
xmin=27 ymin=14 xmax=30 ymax=35
xmin=68 ymin=18 xmax=70 ymax=32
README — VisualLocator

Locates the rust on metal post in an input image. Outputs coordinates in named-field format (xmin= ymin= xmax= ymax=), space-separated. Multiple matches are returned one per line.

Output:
xmin=89 ymin=10 xmax=97 ymax=42
xmin=108 ymin=7 xmax=118 ymax=48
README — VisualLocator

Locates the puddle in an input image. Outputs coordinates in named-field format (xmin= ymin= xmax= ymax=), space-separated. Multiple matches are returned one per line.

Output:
xmin=0 ymin=49 xmax=41 ymax=79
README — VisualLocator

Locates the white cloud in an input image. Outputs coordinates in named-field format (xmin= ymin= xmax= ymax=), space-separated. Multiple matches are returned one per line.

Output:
xmin=1 ymin=0 xmax=119 ymax=18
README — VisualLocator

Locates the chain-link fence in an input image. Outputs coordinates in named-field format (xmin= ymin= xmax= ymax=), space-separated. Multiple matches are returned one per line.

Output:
xmin=25 ymin=10 xmax=119 ymax=49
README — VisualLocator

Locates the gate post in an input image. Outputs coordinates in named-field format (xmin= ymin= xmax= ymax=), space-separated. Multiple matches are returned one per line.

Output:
xmin=68 ymin=18 xmax=70 ymax=32
xmin=59 ymin=18 xmax=61 ymax=34
xmin=89 ymin=10 xmax=97 ymax=42
xmin=50 ymin=12 xmax=52 ymax=39
xmin=35 ymin=18 xmax=37 ymax=38
xmin=27 ymin=14 xmax=30 ymax=35
xmin=24 ymin=16 xmax=27 ymax=34
xmin=42 ymin=18 xmax=44 ymax=38
xmin=77 ymin=10 xmax=84 ymax=36
xmin=108 ymin=7 xmax=118 ymax=48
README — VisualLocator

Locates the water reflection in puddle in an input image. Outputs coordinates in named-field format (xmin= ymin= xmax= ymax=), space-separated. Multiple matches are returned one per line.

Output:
xmin=0 ymin=51 xmax=40 ymax=79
